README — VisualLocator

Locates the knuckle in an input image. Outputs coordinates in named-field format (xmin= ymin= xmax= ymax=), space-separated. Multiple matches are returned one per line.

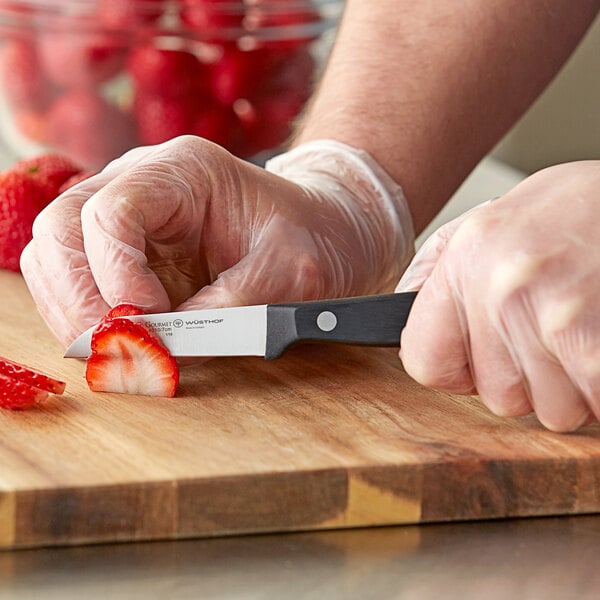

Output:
xmin=448 ymin=209 xmax=496 ymax=251
xmin=538 ymin=292 xmax=600 ymax=358
xmin=489 ymin=254 xmax=543 ymax=309
xmin=169 ymin=134 xmax=203 ymax=152
xmin=31 ymin=204 xmax=65 ymax=236
xmin=32 ymin=202 xmax=85 ymax=248
xmin=170 ymin=134 xmax=223 ymax=157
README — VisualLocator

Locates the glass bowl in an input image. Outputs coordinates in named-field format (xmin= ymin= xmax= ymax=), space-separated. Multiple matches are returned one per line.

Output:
xmin=0 ymin=0 xmax=343 ymax=170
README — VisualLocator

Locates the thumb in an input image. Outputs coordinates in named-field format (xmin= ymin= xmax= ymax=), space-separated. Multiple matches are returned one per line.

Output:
xmin=176 ymin=231 xmax=329 ymax=312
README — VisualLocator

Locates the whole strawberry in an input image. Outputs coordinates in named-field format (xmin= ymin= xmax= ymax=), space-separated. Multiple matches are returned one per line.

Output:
xmin=0 ymin=38 xmax=52 ymax=110
xmin=97 ymin=0 xmax=166 ymax=29
xmin=46 ymin=89 xmax=136 ymax=170
xmin=0 ymin=170 xmax=46 ymax=272
xmin=180 ymin=0 xmax=245 ymax=38
xmin=13 ymin=153 xmax=84 ymax=203
xmin=133 ymin=90 xmax=198 ymax=145
xmin=37 ymin=16 xmax=126 ymax=89
xmin=127 ymin=45 xmax=205 ymax=97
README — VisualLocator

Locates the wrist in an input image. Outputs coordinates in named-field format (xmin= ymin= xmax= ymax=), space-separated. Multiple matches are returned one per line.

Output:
xmin=266 ymin=139 xmax=415 ymax=292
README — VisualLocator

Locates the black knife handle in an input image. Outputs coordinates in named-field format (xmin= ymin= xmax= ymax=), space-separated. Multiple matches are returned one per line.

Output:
xmin=265 ymin=292 xmax=417 ymax=359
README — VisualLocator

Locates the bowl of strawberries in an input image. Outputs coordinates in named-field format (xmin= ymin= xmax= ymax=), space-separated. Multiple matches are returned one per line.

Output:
xmin=0 ymin=0 xmax=343 ymax=170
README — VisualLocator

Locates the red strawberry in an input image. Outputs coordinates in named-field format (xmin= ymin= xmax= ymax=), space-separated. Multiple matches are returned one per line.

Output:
xmin=133 ymin=91 xmax=198 ymax=145
xmin=245 ymin=1 xmax=320 ymax=49
xmin=0 ymin=355 xmax=66 ymax=410
xmin=0 ymin=38 xmax=52 ymax=109
xmin=37 ymin=17 xmax=126 ymax=89
xmin=209 ymin=47 xmax=274 ymax=105
xmin=85 ymin=307 xmax=179 ymax=397
xmin=180 ymin=0 xmax=245 ymax=38
xmin=235 ymin=48 xmax=314 ymax=156
xmin=0 ymin=154 xmax=82 ymax=271
xmin=102 ymin=303 xmax=145 ymax=321
xmin=14 ymin=108 xmax=48 ymax=144
xmin=192 ymin=101 xmax=240 ymax=149
xmin=97 ymin=0 xmax=166 ymax=29
xmin=13 ymin=153 xmax=84 ymax=203
xmin=0 ymin=1 xmax=34 ymax=40
xmin=0 ymin=356 xmax=66 ymax=395
xmin=0 ymin=170 xmax=47 ymax=272
xmin=58 ymin=170 xmax=96 ymax=195
xmin=46 ymin=89 xmax=136 ymax=170
xmin=0 ymin=373 xmax=49 ymax=409
xmin=127 ymin=45 xmax=206 ymax=97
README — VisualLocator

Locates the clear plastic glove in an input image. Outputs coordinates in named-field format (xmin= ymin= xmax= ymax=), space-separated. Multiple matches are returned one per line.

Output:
xmin=20 ymin=136 xmax=414 ymax=347
xmin=396 ymin=160 xmax=600 ymax=432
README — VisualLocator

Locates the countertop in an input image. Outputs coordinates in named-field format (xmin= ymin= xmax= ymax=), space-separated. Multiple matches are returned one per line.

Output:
xmin=6 ymin=157 xmax=593 ymax=600
xmin=3 ymin=516 xmax=600 ymax=600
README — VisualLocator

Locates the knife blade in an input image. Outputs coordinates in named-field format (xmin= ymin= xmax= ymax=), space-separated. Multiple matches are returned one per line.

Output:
xmin=64 ymin=292 xmax=418 ymax=359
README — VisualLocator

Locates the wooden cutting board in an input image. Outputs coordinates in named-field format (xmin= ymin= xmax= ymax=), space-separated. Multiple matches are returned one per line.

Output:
xmin=2 ymin=270 xmax=600 ymax=549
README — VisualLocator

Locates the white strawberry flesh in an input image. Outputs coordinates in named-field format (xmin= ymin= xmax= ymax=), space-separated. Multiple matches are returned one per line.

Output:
xmin=85 ymin=311 xmax=179 ymax=397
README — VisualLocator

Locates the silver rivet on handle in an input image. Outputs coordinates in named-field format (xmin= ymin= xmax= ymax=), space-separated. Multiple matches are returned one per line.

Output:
xmin=316 ymin=311 xmax=337 ymax=332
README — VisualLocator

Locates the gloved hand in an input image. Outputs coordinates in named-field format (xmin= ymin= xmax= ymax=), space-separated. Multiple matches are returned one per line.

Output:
xmin=396 ymin=160 xmax=600 ymax=432
xmin=20 ymin=136 xmax=415 ymax=347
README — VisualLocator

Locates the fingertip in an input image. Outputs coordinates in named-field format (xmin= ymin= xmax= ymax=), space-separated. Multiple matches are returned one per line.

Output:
xmin=400 ymin=331 xmax=476 ymax=394
xmin=537 ymin=407 xmax=592 ymax=433
xmin=19 ymin=240 xmax=34 ymax=276
xmin=480 ymin=388 xmax=533 ymax=419
xmin=399 ymin=276 xmax=475 ymax=395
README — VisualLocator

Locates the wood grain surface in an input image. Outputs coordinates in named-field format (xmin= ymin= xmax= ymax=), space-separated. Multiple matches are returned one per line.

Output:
xmin=1 ymin=270 xmax=600 ymax=549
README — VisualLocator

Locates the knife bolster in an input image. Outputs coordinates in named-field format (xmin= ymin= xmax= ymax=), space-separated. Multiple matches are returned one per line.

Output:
xmin=265 ymin=305 xmax=299 ymax=359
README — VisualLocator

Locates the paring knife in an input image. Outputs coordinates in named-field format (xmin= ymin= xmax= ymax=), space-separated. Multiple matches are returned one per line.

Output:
xmin=64 ymin=292 xmax=418 ymax=359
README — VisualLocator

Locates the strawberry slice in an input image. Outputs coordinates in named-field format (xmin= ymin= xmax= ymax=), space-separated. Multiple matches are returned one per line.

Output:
xmin=102 ymin=303 xmax=145 ymax=321
xmin=0 ymin=356 xmax=66 ymax=410
xmin=0 ymin=373 xmax=49 ymax=410
xmin=0 ymin=356 xmax=66 ymax=395
xmin=86 ymin=306 xmax=179 ymax=397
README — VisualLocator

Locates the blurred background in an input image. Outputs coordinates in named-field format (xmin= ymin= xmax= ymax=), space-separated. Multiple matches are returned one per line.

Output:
xmin=493 ymin=14 xmax=600 ymax=175
xmin=0 ymin=1 xmax=597 ymax=242
xmin=419 ymin=13 xmax=600 ymax=243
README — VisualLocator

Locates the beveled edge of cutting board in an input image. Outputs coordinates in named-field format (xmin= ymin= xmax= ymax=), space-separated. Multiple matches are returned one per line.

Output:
xmin=4 ymin=454 xmax=600 ymax=550
xmin=0 ymin=491 xmax=16 ymax=548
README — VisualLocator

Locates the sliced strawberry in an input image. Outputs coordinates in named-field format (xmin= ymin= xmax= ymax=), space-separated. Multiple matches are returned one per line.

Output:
xmin=0 ymin=356 xmax=66 ymax=395
xmin=103 ymin=303 xmax=145 ymax=321
xmin=0 ymin=372 xmax=49 ymax=410
xmin=86 ymin=312 xmax=179 ymax=397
